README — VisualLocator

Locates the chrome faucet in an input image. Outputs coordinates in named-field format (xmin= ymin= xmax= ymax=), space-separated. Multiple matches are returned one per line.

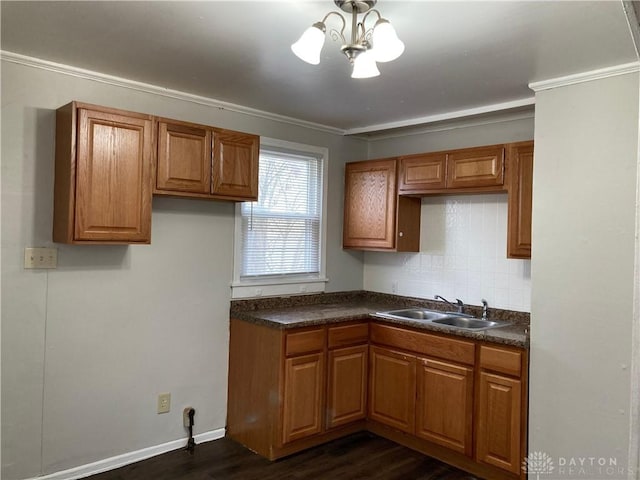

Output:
xmin=481 ymin=299 xmax=489 ymax=320
xmin=434 ymin=295 xmax=464 ymax=314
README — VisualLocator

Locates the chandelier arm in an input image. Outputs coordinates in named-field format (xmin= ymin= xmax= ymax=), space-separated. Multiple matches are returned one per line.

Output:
xmin=358 ymin=9 xmax=382 ymax=44
xmin=360 ymin=8 xmax=382 ymax=29
xmin=321 ymin=11 xmax=347 ymax=43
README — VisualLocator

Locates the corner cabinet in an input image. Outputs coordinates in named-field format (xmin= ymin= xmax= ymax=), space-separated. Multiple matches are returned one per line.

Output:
xmin=227 ymin=319 xmax=369 ymax=460
xmin=343 ymin=158 xmax=421 ymax=251
xmin=155 ymin=118 xmax=259 ymax=201
xmin=53 ymin=102 xmax=153 ymax=244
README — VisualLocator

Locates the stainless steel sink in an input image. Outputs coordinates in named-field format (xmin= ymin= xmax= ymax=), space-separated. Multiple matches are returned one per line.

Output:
xmin=374 ymin=309 xmax=451 ymax=322
xmin=374 ymin=308 xmax=511 ymax=331
xmin=431 ymin=316 xmax=511 ymax=331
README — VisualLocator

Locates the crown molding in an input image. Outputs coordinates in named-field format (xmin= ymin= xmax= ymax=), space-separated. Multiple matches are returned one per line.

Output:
xmin=366 ymin=108 xmax=535 ymax=142
xmin=344 ymin=97 xmax=536 ymax=136
xmin=528 ymin=62 xmax=640 ymax=92
xmin=0 ymin=50 xmax=345 ymax=135
xmin=622 ymin=1 xmax=640 ymax=59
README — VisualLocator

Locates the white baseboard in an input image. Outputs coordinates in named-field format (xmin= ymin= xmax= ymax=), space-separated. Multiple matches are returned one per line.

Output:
xmin=28 ymin=428 xmax=225 ymax=480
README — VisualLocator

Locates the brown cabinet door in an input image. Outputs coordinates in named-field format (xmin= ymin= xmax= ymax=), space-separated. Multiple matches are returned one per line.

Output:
xmin=399 ymin=152 xmax=447 ymax=192
xmin=343 ymin=159 xmax=397 ymax=250
xmin=447 ymin=146 xmax=505 ymax=189
xmin=415 ymin=358 xmax=473 ymax=455
xmin=212 ymin=129 xmax=259 ymax=200
xmin=507 ymin=141 xmax=534 ymax=258
xmin=327 ymin=345 xmax=368 ymax=429
xmin=368 ymin=346 xmax=416 ymax=434
xmin=156 ymin=121 xmax=211 ymax=194
xmin=282 ymin=352 xmax=325 ymax=444
xmin=74 ymin=107 xmax=152 ymax=242
xmin=476 ymin=371 xmax=522 ymax=474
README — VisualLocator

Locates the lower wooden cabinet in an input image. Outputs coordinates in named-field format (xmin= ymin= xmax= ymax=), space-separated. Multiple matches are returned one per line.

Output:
xmin=476 ymin=372 xmax=522 ymax=474
xmin=327 ymin=345 xmax=368 ymax=429
xmin=282 ymin=353 xmax=325 ymax=444
xmin=475 ymin=344 xmax=526 ymax=475
xmin=415 ymin=357 xmax=473 ymax=455
xmin=368 ymin=346 xmax=416 ymax=434
xmin=227 ymin=319 xmax=368 ymax=460
xmin=228 ymin=318 xmax=527 ymax=478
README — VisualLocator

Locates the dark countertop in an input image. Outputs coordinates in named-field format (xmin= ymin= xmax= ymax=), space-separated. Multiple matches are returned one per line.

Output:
xmin=231 ymin=291 xmax=529 ymax=348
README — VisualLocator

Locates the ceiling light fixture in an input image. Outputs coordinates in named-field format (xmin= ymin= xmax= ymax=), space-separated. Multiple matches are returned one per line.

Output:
xmin=291 ymin=0 xmax=404 ymax=79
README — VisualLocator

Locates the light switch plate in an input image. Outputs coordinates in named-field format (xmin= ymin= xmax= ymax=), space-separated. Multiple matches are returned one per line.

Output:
xmin=24 ymin=247 xmax=57 ymax=269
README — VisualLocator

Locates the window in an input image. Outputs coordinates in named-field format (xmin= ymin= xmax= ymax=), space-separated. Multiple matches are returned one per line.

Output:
xmin=232 ymin=138 xmax=328 ymax=299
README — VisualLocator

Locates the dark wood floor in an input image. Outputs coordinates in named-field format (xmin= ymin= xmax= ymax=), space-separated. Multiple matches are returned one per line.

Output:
xmin=88 ymin=433 xmax=479 ymax=480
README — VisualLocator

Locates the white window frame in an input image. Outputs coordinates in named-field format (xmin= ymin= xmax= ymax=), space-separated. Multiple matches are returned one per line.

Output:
xmin=231 ymin=137 xmax=329 ymax=299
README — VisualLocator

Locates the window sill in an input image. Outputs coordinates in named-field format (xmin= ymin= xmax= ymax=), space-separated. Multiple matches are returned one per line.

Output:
xmin=231 ymin=277 xmax=329 ymax=299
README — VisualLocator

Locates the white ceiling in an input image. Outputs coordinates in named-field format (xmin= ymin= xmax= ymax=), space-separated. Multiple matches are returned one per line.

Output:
xmin=1 ymin=1 xmax=638 ymax=134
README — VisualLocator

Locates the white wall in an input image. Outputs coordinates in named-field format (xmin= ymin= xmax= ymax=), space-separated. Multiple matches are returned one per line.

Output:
xmin=0 ymin=59 xmax=367 ymax=479
xmin=364 ymin=115 xmax=535 ymax=311
xmin=529 ymin=72 xmax=639 ymax=477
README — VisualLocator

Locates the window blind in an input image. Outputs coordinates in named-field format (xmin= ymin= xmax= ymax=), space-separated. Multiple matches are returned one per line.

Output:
xmin=240 ymin=148 xmax=323 ymax=279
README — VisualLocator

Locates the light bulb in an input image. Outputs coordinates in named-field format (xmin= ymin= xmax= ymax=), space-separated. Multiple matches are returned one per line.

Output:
xmin=371 ymin=19 xmax=405 ymax=63
xmin=291 ymin=23 xmax=326 ymax=65
xmin=351 ymin=50 xmax=380 ymax=79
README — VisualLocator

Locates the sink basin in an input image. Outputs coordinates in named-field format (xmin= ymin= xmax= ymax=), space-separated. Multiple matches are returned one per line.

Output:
xmin=431 ymin=317 xmax=511 ymax=331
xmin=374 ymin=309 xmax=451 ymax=322
xmin=374 ymin=308 xmax=511 ymax=331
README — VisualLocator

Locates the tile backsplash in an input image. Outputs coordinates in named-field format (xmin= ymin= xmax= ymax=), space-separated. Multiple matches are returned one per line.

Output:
xmin=363 ymin=193 xmax=531 ymax=312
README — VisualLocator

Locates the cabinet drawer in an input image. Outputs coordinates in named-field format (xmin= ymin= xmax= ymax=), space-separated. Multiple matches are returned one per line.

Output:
xmin=479 ymin=345 xmax=522 ymax=377
xmin=285 ymin=328 xmax=326 ymax=356
xmin=370 ymin=323 xmax=475 ymax=365
xmin=328 ymin=323 xmax=369 ymax=349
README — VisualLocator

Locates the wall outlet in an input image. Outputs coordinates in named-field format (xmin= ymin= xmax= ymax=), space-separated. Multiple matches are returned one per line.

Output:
xmin=391 ymin=280 xmax=398 ymax=293
xmin=157 ymin=393 xmax=171 ymax=414
xmin=24 ymin=247 xmax=57 ymax=269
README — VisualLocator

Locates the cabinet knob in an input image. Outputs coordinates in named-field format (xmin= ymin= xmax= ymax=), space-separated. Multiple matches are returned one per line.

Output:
xmin=398 ymin=232 xmax=404 ymax=237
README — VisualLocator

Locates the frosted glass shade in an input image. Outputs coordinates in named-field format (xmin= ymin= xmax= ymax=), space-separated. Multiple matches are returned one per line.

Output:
xmin=291 ymin=25 xmax=326 ymax=65
xmin=371 ymin=19 xmax=405 ymax=63
xmin=351 ymin=51 xmax=380 ymax=79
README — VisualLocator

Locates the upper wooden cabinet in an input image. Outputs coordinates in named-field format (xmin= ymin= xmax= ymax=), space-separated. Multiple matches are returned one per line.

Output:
xmin=343 ymin=158 xmax=421 ymax=251
xmin=212 ymin=128 xmax=259 ymax=199
xmin=53 ymin=102 xmax=153 ymax=244
xmin=156 ymin=120 xmax=211 ymax=194
xmin=507 ymin=141 xmax=534 ymax=259
xmin=155 ymin=119 xmax=259 ymax=201
xmin=447 ymin=145 xmax=505 ymax=189
xmin=398 ymin=152 xmax=447 ymax=192
xmin=398 ymin=145 xmax=505 ymax=195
